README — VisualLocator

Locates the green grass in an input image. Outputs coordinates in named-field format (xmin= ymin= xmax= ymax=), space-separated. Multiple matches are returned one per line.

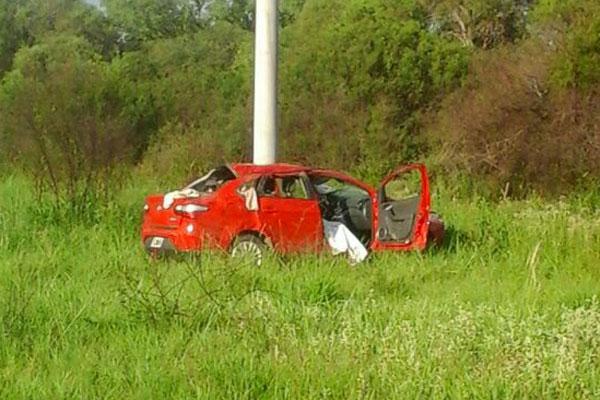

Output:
xmin=0 ymin=175 xmax=599 ymax=399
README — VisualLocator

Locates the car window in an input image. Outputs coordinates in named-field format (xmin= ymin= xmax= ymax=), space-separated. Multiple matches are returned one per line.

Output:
xmin=257 ymin=175 xmax=310 ymax=199
xmin=257 ymin=176 xmax=279 ymax=197
xmin=384 ymin=169 xmax=421 ymax=201
xmin=280 ymin=176 xmax=309 ymax=199
xmin=311 ymin=176 xmax=369 ymax=198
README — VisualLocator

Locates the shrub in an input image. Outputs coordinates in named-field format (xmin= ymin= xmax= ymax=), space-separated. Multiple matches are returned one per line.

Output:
xmin=428 ymin=41 xmax=600 ymax=195
xmin=0 ymin=35 xmax=138 ymax=205
xmin=278 ymin=0 xmax=468 ymax=175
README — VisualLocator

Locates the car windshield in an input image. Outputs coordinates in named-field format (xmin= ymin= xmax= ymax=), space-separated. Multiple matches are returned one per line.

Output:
xmin=185 ymin=166 xmax=236 ymax=193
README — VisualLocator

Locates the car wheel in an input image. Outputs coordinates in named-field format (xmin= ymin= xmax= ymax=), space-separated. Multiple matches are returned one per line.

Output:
xmin=230 ymin=234 xmax=267 ymax=266
xmin=427 ymin=213 xmax=445 ymax=247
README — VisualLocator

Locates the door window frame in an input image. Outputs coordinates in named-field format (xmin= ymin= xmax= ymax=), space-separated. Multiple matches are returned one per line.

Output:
xmin=256 ymin=173 xmax=317 ymax=201
xmin=372 ymin=164 xmax=431 ymax=251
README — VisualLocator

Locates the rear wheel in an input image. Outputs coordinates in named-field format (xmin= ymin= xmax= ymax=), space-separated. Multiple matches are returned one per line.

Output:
xmin=230 ymin=234 xmax=267 ymax=266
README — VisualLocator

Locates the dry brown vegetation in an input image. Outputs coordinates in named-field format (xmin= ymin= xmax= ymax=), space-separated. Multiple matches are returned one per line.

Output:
xmin=429 ymin=40 xmax=600 ymax=195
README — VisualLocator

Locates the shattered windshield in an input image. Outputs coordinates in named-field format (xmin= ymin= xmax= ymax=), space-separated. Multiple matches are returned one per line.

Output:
xmin=185 ymin=166 xmax=236 ymax=193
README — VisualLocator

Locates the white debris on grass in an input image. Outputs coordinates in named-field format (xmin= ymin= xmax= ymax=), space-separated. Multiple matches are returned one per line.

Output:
xmin=323 ymin=220 xmax=369 ymax=265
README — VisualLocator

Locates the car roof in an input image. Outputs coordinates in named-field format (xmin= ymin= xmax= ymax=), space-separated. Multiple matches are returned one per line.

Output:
xmin=228 ymin=163 xmax=375 ymax=192
xmin=229 ymin=163 xmax=312 ymax=177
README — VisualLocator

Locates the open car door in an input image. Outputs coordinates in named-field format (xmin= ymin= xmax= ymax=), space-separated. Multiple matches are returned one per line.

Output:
xmin=371 ymin=164 xmax=431 ymax=251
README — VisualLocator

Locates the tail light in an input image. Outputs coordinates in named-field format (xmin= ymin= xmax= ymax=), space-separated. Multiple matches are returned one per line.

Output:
xmin=174 ymin=204 xmax=209 ymax=216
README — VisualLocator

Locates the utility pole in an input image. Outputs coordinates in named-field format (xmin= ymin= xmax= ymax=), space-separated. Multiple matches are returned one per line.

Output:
xmin=253 ymin=0 xmax=278 ymax=165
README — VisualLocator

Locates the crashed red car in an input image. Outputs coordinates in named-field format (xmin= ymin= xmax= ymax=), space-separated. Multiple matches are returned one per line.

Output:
xmin=141 ymin=163 xmax=444 ymax=262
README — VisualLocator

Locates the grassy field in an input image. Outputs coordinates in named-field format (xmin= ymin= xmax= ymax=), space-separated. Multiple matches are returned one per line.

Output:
xmin=0 ymin=175 xmax=599 ymax=399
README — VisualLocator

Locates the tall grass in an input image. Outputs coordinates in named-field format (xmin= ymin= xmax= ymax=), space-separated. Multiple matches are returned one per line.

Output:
xmin=0 ymin=175 xmax=599 ymax=399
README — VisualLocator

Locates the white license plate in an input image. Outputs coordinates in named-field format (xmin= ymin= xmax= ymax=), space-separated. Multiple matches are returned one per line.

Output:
xmin=150 ymin=237 xmax=165 ymax=249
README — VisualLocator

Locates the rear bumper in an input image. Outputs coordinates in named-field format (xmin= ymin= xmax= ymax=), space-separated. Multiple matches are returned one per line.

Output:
xmin=141 ymin=224 xmax=203 ymax=253
xmin=143 ymin=236 xmax=178 ymax=254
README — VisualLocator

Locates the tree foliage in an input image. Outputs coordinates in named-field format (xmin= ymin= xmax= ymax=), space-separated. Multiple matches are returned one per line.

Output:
xmin=103 ymin=0 xmax=208 ymax=47
xmin=278 ymin=0 xmax=468 ymax=175
xmin=0 ymin=0 xmax=598 ymax=198
xmin=0 ymin=0 xmax=27 ymax=75
xmin=421 ymin=0 xmax=532 ymax=49
xmin=0 ymin=35 xmax=137 ymax=201
xmin=533 ymin=0 xmax=600 ymax=88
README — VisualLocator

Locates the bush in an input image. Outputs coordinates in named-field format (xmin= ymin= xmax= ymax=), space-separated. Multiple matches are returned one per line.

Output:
xmin=428 ymin=41 xmax=600 ymax=195
xmin=534 ymin=0 xmax=600 ymax=88
xmin=0 ymin=35 xmax=139 ymax=205
xmin=278 ymin=0 xmax=468 ymax=176
xmin=139 ymin=122 xmax=248 ymax=186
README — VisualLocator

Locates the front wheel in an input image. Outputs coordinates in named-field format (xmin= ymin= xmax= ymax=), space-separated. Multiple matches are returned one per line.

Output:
xmin=230 ymin=234 xmax=267 ymax=266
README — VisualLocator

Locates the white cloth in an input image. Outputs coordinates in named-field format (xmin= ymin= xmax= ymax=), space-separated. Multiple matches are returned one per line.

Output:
xmin=239 ymin=186 xmax=259 ymax=211
xmin=162 ymin=188 xmax=200 ymax=209
xmin=323 ymin=220 xmax=368 ymax=264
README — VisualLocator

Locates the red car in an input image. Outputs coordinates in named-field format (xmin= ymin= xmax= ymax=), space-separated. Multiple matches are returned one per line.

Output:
xmin=141 ymin=163 xmax=444 ymax=262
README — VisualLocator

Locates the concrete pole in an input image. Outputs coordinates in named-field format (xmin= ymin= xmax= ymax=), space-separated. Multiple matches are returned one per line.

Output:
xmin=253 ymin=0 xmax=278 ymax=165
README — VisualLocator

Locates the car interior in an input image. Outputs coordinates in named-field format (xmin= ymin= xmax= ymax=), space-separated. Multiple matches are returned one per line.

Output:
xmin=256 ymin=175 xmax=311 ymax=199
xmin=309 ymin=175 xmax=373 ymax=246
xmin=186 ymin=166 xmax=236 ymax=193
xmin=377 ymin=170 xmax=422 ymax=243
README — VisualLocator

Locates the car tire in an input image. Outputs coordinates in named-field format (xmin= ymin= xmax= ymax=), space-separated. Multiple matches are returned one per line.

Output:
xmin=230 ymin=234 xmax=267 ymax=266
xmin=427 ymin=213 xmax=445 ymax=247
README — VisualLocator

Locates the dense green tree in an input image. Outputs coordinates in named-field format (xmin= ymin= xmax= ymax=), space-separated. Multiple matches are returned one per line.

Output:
xmin=0 ymin=0 xmax=598 ymax=194
xmin=211 ymin=0 xmax=254 ymax=30
xmin=330 ymin=0 xmax=467 ymax=107
xmin=420 ymin=0 xmax=532 ymax=48
xmin=207 ymin=0 xmax=307 ymax=31
xmin=0 ymin=0 xmax=119 ymax=75
xmin=103 ymin=0 xmax=208 ymax=47
xmin=116 ymin=21 xmax=253 ymax=178
xmin=111 ymin=21 xmax=250 ymax=126
xmin=279 ymin=0 xmax=468 ymax=174
xmin=280 ymin=0 xmax=307 ymax=27
xmin=534 ymin=0 xmax=600 ymax=87
xmin=0 ymin=35 xmax=138 ymax=200
xmin=0 ymin=0 xmax=28 ymax=75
